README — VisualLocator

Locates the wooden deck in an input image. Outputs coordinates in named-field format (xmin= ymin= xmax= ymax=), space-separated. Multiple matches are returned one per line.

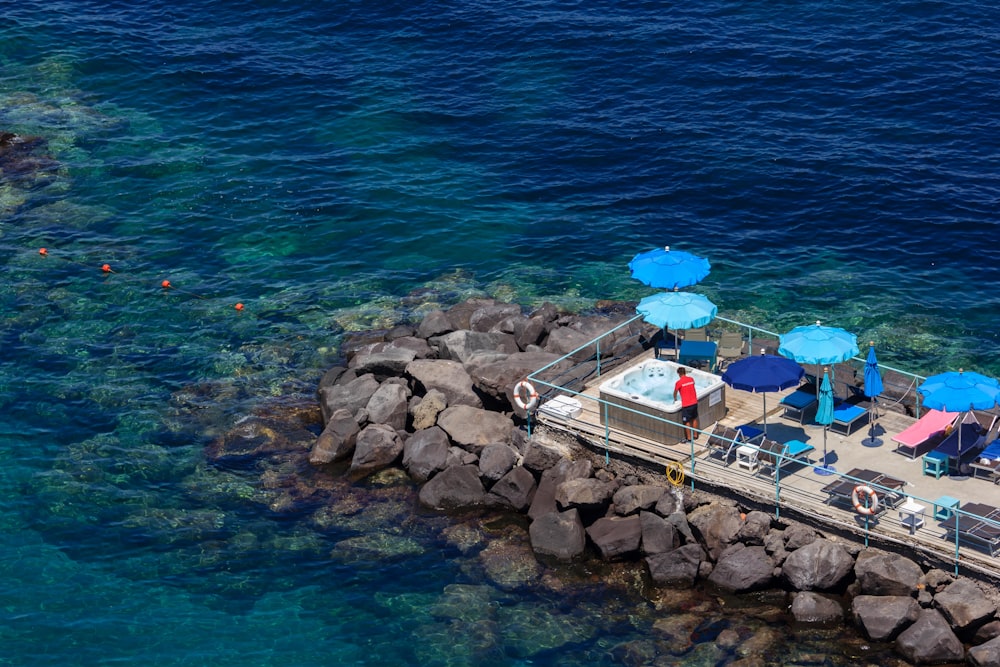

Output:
xmin=533 ymin=348 xmax=1000 ymax=579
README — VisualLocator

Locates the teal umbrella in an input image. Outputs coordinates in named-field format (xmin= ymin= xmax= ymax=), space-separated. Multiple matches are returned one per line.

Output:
xmin=814 ymin=368 xmax=835 ymax=475
xmin=629 ymin=246 xmax=711 ymax=290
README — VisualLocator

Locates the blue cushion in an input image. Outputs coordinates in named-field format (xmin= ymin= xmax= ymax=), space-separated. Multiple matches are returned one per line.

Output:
xmin=833 ymin=404 xmax=866 ymax=423
xmin=781 ymin=391 xmax=816 ymax=409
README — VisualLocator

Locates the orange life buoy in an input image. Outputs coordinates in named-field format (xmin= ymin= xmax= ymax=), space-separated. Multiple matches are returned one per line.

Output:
xmin=852 ymin=485 xmax=879 ymax=516
xmin=513 ymin=380 xmax=539 ymax=411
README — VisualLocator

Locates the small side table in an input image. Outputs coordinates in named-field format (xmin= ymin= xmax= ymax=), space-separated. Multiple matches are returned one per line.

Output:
xmin=934 ymin=495 xmax=960 ymax=521
xmin=922 ymin=451 xmax=949 ymax=479
xmin=898 ymin=499 xmax=926 ymax=534
xmin=736 ymin=445 xmax=758 ymax=472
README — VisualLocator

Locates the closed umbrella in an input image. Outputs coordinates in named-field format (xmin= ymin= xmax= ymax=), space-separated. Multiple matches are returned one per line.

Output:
xmin=721 ymin=351 xmax=805 ymax=436
xmin=814 ymin=368 xmax=835 ymax=475
xmin=629 ymin=246 xmax=711 ymax=290
xmin=862 ymin=342 xmax=884 ymax=447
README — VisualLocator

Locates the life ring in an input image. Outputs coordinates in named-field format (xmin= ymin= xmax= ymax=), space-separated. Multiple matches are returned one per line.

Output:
xmin=852 ymin=485 xmax=879 ymax=516
xmin=513 ymin=380 xmax=539 ymax=411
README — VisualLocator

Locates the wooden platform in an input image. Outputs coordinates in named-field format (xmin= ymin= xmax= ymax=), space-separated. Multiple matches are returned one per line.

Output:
xmin=533 ymin=348 xmax=1000 ymax=578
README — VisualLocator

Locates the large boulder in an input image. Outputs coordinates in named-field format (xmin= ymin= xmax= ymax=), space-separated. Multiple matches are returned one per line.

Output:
xmin=934 ymin=578 xmax=997 ymax=635
xmin=318 ymin=374 xmax=380 ymax=423
xmin=854 ymin=550 xmax=923 ymax=597
xmin=529 ymin=509 xmax=587 ymax=561
xmin=418 ymin=465 xmax=486 ymax=511
xmin=522 ymin=434 xmax=576 ymax=476
xmin=350 ymin=343 xmax=418 ymax=380
xmin=852 ymin=595 xmax=920 ymax=641
xmin=686 ymin=502 xmax=743 ymax=562
xmin=406 ymin=359 xmax=482 ymax=408
xmin=969 ymin=634 xmax=1000 ymax=667
xmin=309 ymin=408 xmax=360 ymax=465
xmin=555 ymin=478 xmax=616 ymax=519
xmin=586 ymin=515 xmax=642 ymax=561
xmin=468 ymin=351 xmax=566 ymax=409
xmin=365 ymin=382 xmax=409 ymax=431
xmin=402 ymin=426 xmax=450 ymax=482
xmin=707 ymin=544 xmax=774 ymax=592
xmin=478 ymin=443 xmax=519 ymax=483
xmin=433 ymin=330 xmax=518 ymax=364
xmin=528 ymin=458 xmax=593 ymax=520
xmin=736 ymin=510 xmax=772 ymax=546
xmin=790 ymin=592 xmax=843 ymax=624
xmin=639 ymin=510 xmax=679 ymax=555
xmin=612 ymin=485 xmax=667 ymax=516
xmin=416 ymin=309 xmax=453 ymax=339
xmin=781 ymin=539 xmax=854 ymax=592
xmin=895 ymin=609 xmax=965 ymax=665
xmin=410 ymin=389 xmax=447 ymax=430
xmin=437 ymin=405 xmax=514 ymax=454
xmin=486 ymin=466 xmax=537 ymax=512
xmin=646 ymin=543 xmax=705 ymax=588
xmin=348 ymin=424 xmax=404 ymax=480
xmin=468 ymin=303 xmax=523 ymax=333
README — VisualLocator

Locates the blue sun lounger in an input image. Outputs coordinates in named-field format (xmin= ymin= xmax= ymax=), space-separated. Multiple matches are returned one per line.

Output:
xmin=779 ymin=389 xmax=818 ymax=425
xmin=830 ymin=402 xmax=868 ymax=435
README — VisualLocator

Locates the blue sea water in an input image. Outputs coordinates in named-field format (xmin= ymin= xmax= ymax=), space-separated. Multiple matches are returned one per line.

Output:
xmin=3 ymin=1 xmax=1000 ymax=664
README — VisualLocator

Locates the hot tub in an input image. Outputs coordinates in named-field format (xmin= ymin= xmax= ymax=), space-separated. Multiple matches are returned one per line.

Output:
xmin=598 ymin=359 xmax=726 ymax=443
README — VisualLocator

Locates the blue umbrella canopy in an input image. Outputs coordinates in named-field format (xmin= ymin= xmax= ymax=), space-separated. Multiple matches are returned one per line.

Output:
xmin=629 ymin=246 xmax=711 ymax=290
xmin=721 ymin=352 xmax=805 ymax=435
xmin=918 ymin=370 xmax=1000 ymax=412
xmin=636 ymin=290 xmax=717 ymax=331
xmin=864 ymin=342 xmax=884 ymax=398
xmin=778 ymin=321 xmax=860 ymax=366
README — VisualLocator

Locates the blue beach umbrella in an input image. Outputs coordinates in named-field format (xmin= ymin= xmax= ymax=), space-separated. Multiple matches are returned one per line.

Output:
xmin=721 ymin=351 xmax=805 ymax=436
xmin=814 ymin=368 xmax=835 ymax=475
xmin=636 ymin=290 xmax=717 ymax=356
xmin=629 ymin=246 xmax=711 ymax=290
xmin=636 ymin=290 xmax=717 ymax=331
xmin=918 ymin=369 xmax=1000 ymax=455
xmin=778 ymin=321 xmax=860 ymax=366
xmin=862 ymin=342 xmax=884 ymax=447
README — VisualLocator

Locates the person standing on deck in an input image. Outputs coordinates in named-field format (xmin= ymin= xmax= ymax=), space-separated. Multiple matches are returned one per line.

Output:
xmin=673 ymin=366 xmax=699 ymax=442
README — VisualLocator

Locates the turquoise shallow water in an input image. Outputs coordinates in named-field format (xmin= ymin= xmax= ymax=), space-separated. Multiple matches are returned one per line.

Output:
xmin=2 ymin=1 xmax=1000 ymax=664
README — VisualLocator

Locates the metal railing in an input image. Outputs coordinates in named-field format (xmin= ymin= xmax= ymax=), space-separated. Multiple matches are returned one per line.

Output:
xmin=526 ymin=313 xmax=997 ymax=577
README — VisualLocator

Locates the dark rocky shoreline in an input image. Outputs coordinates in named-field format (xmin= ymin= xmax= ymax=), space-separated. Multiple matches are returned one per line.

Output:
xmin=208 ymin=297 xmax=1000 ymax=666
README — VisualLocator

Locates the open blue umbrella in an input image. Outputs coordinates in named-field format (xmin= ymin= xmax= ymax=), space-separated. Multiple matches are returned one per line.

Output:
xmin=862 ymin=342 xmax=884 ymax=447
xmin=778 ymin=321 xmax=860 ymax=366
xmin=721 ymin=351 xmax=805 ymax=436
xmin=636 ymin=290 xmax=717 ymax=356
xmin=918 ymin=369 xmax=1000 ymax=455
xmin=814 ymin=368 xmax=835 ymax=475
xmin=629 ymin=246 xmax=711 ymax=290
xmin=636 ymin=291 xmax=717 ymax=330
xmin=779 ymin=321 xmax=860 ymax=400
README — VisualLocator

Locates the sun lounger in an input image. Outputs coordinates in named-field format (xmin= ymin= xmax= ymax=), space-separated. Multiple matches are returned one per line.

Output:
xmin=891 ymin=409 xmax=957 ymax=459
xmin=930 ymin=412 xmax=997 ymax=474
xmin=971 ymin=440 xmax=1000 ymax=483
xmin=779 ymin=388 xmax=818 ymax=425
xmin=754 ymin=438 xmax=815 ymax=479
xmin=940 ymin=502 xmax=1000 ymax=557
xmin=821 ymin=467 xmax=906 ymax=514
xmin=829 ymin=401 xmax=868 ymax=435
xmin=704 ymin=424 xmax=745 ymax=465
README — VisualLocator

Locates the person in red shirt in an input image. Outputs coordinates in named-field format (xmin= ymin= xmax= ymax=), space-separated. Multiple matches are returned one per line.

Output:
xmin=673 ymin=366 xmax=699 ymax=442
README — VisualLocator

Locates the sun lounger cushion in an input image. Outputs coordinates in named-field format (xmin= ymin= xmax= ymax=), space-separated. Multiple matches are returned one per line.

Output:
xmin=786 ymin=440 xmax=814 ymax=458
xmin=781 ymin=391 xmax=817 ymax=410
xmin=891 ymin=409 xmax=957 ymax=459
xmin=830 ymin=403 xmax=867 ymax=434
xmin=979 ymin=440 xmax=1000 ymax=463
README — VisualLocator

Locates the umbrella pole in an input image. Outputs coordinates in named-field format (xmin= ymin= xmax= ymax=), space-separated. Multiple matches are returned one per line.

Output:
xmin=814 ymin=426 xmax=835 ymax=475
xmin=862 ymin=396 xmax=883 ymax=447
